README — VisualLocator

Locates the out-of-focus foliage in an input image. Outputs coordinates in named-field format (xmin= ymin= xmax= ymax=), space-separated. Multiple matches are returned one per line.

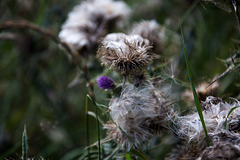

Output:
xmin=0 ymin=0 xmax=240 ymax=159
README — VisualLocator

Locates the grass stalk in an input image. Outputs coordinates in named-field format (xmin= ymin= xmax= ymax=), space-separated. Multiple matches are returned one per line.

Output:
xmin=94 ymin=100 xmax=101 ymax=160
xmin=224 ymin=106 xmax=240 ymax=129
xmin=181 ymin=28 xmax=210 ymax=146
xmin=22 ymin=125 xmax=28 ymax=160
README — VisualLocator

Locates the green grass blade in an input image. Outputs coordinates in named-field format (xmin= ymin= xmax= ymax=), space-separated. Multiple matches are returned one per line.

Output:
xmin=125 ymin=152 xmax=132 ymax=160
xmin=224 ymin=106 xmax=240 ymax=129
xmin=94 ymin=99 xmax=101 ymax=160
xmin=130 ymin=148 xmax=149 ymax=160
xmin=86 ymin=95 xmax=101 ymax=159
xmin=181 ymin=28 xmax=210 ymax=146
xmin=85 ymin=95 xmax=90 ymax=160
xmin=22 ymin=125 xmax=28 ymax=160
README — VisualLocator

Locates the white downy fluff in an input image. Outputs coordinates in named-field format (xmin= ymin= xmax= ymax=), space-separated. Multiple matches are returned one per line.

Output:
xmin=59 ymin=0 xmax=130 ymax=51
xmin=130 ymin=20 xmax=161 ymax=53
xmin=178 ymin=96 xmax=240 ymax=142
xmin=105 ymin=84 xmax=174 ymax=150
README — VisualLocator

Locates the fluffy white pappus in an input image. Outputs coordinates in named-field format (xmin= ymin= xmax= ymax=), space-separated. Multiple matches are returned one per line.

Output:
xmin=59 ymin=0 xmax=130 ymax=51
xmin=84 ymin=0 xmax=131 ymax=22
xmin=177 ymin=96 xmax=240 ymax=142
xmin=131 ymin=20 xmax=160 ymax=35
xmin=130 ymin=20 xmax=162 ymax=53
xmin=105 ymin=84 xmax=174 ymax=150
xmin=98 ymin=33 xmax=154 ymax=74
xmin=59 ymin=23 xmax=97 ymax=50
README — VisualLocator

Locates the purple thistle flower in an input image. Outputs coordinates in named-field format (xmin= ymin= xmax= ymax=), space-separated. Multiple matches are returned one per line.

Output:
xmin=97 ymin=76 xmax=114 ymax=89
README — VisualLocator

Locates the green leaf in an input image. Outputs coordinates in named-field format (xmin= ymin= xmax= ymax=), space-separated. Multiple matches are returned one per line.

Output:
xmin=22 ymin=125 xmax=28 ymax=160
xmin=224 ymin=106 xmax=240 ymax=129
xmin=125 ymin=152 xmax=132 ymax=160
xmin=181 ymin=28 xmax=210 ymax=146
xmin=130 ymin=148 xmax=149 ymax=160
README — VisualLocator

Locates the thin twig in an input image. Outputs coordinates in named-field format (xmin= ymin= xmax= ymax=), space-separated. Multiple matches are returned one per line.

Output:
xmin=207 ymin=64 xmax=234 ymax=88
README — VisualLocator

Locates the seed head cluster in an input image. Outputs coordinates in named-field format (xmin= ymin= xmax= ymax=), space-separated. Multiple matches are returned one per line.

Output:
xmin=130 ymin=20 xmax=162 ymax=54
xmin=105 ymin=84 xmax=175 ymax=150
xmin=98 ymin=33 xmax=154 ymax=74
xmin=177 ymin=96 xmax=240 ymax=142
xmin=59 ymin=0 xmax=130 ymax=54
xmin=200 ymin=142 xmax=240 ymax=159
xmin=168 ymin=96 xmax=240 ymax=159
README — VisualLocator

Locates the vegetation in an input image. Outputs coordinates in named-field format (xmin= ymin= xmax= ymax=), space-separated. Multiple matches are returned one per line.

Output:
xmin=0 ymin=0 xmax=240 ymax=159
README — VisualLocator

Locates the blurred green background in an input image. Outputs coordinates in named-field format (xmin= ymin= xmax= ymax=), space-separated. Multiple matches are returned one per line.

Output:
xmin=0 ymin=0 xmax=240 ymax=159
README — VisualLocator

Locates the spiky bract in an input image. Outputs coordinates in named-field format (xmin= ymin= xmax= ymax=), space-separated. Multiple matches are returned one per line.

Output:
xmin=98 ymin=33 xmax=154 ymax=74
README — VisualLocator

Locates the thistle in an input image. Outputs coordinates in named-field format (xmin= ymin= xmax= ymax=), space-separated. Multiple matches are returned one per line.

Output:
xmin=98 ymin=33 xmax=154 ymax=74
xmin=130 ymin=20 xmax=162 ymax=54
xmin=182 ymin=81 xmax=219 ymax=105
xmin=105 ymin=84 xmax=175 ymax=150
xmin=97 ymin=76 xmax=115 ymax=89
xmin=168 ymin=96 xmax=240 ymax=159
xmin=59 ymin=0 xmax=130 ymax=55
xmin=199 ymin=142 xmax=240 ymax=159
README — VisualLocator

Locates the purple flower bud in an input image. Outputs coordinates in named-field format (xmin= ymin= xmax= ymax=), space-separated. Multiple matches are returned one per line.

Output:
xmin=97 ymin=76 xmax=114 ymax=89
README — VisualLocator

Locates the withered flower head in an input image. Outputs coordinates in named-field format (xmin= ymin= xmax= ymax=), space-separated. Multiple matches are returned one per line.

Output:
xmin=177 ymin=96 xmax=240 ymax=142
xmin=98 ymin=33 xmax=154 ymax=74
xmin=130 ymin=20 xmax=162 ymax=53
xmin=104 ymin=84 xmax=174 ymax=150
xmin=182 ymin=81 xmax=219 ymax=106
xmin=168 ymin=96 xmax=240 ymax=159
xmin=59 ymin=0 xmax=130 ymax=54
xmin=199 ymin=142 xmax=240 ymax=160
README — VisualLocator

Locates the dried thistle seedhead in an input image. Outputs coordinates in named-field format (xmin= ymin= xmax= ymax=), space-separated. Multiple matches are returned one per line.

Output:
xmin=59 ymin=0 xmax=130 ymax=55
xmin=197 ymin=82 xmax=219 ymax=101
xmin=166 ymin=142 xmax=207 ymax=160
xmin=104 ymin=84 xmax=175 ymax=150
xmin=177 ymin=96 xmax=240 ymax=142
xmin=182 ymin=81 xmax=219 ymax=106
xmin=199 ymin=142 xmax=240 ymax=160
xmin=168 ymin=132 xmax=240 ymax=160
xmin=98 ymin=33 xmax=154 ymax=74
xmin=212 ymin=132 xmax=240 ymax=145
xmin=130 ymin=20 xmax=162 ymax=54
